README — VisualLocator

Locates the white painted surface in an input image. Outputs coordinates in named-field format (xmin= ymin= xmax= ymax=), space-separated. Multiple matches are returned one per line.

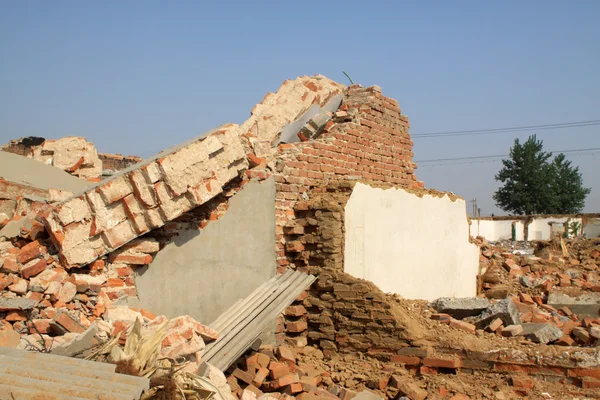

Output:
xmin=526 ymin=217 xmax=582 ymax=240
xmin=471 ymin=220 xmax=524 ymax=241
xmin=584 ymin=219 xmax=600 ymax=238
xmin=344 ymin=183 xmax=480 ymax=301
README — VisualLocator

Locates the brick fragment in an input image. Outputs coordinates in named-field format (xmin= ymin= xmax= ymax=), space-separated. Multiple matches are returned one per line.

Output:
xmin=53 ymin=311 xmax=85 ymax=334
xmin=17 ymin=240 xmax=43 ymax=264
xmin=423 ymin=357 xmax=461 ymax=369
xmin=20 ymin=258 xmax=47 ymax=279
xmin=232 ymin=368 xmax=254 ymax=385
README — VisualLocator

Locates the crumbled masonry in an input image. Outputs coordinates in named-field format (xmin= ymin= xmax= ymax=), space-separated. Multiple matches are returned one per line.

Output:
xmin=1 ymin=74 xmax=599 ymax=399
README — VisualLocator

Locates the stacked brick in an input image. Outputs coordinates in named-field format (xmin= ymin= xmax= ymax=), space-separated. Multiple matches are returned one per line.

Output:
xmin=227 ymin=344 xmax=368 ymax=399
xmin=242 ymin=84 xmax=427 ymax=344
xmin=41 ymin=126 xmax=248 ymax=267
xmin=98 ymin=153 xmax=142 ymax=173
xmin=252 ymin=84 xmax=425 ymax=275
xmin=0 ymin=236 xmax=154 ymax=345
xmin=280 ymin=183 xmax=414 ymax=356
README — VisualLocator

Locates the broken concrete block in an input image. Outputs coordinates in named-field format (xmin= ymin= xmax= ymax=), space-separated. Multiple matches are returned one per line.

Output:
xmin=52 ymin=324 xmax=100 ymax=357
xmin=429 ymin=297 xmax=490 ymax=319
xmin=521 ymin=323 xmax=563 ymax=344
xmin=547 ymin=292 xmax=600 ymax=317
xmin=474 ymin=298 xmax=521 ymax=328
xmin=0 ymin=297 xmax=37 ymax=311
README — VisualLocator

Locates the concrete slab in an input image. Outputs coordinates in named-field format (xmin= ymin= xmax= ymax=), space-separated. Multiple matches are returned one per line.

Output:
xmin=136 ymin=178 xmax=276 ymax=325
xmin=429 ymin=297 xmax=490 ymax=319
xmin=547 ymin=292 xmax=600 ymax=317
xmin=0 ymin=151 xmax=90 ymax=193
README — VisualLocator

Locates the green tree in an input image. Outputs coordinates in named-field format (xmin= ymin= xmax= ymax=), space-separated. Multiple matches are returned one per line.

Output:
xmin=550 ymin=153 xmax=590 ymax=213
xmin=493 ymin=135 xmax=590 ymax=215
xmin=494 ymin=135 xmax=556 ymax=215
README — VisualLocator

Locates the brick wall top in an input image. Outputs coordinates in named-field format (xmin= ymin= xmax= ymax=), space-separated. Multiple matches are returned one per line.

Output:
xmin=239 ymin=75 xmax=345 ymax=161
xmin=41 ymin=125 xmax=248 ymax=267
xmin=250 ymin=84 xmax=423 ymax=189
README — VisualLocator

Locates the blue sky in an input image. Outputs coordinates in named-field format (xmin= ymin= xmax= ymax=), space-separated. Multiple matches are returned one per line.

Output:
xmin=1 ymin=1 xmax=599 ymax=215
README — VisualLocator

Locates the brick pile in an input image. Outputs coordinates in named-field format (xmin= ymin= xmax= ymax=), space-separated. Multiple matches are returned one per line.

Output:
xmin=470 ymin=237 xmax=600 ymax=346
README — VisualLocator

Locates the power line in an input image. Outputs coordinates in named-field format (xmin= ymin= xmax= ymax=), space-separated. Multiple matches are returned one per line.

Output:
xmin=417 ymin=148 xmax=600 ymax=168
xmin=412 ymin=119 xmax=600 ymax=138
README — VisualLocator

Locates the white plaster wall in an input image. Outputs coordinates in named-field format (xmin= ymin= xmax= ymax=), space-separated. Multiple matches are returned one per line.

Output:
xmin=526 ymin=217 xmax=582 ymax=240
xmin=344 ymin=183 xmax=480 ymax=301
xmin=471 ymin=219 xmax=524 ymax=241
xmin=584 ymin=219 xmax=600 ymax=238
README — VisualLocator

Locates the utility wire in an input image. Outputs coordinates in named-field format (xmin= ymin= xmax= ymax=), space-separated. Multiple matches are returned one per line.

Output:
xmin=416 ymin=147 xmax=600 ymax=167
xmin=412 ymin=119 xmax=600 ymax=138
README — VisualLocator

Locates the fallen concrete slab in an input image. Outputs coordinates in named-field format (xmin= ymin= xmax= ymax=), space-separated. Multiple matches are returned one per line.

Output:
xmin=429 ymin=297 xmax=490 ymax=319
xmin=520 ymin=323 xmax=564 ymax=344
xmin=547 ymin=292 xmax=600 ymax=317
xmin=0 ymin=151 xmax=91 ymax=195
xmin=473 ymin=298 xmax=521 ymax=328
xmin=202 ymin=269 xmax=316 ymax=371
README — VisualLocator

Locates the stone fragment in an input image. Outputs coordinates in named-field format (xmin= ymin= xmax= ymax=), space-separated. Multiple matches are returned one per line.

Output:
xmin=57 ymin=282 xmax=77 ymax=303
xmin=0 ymin=297 xmax=37 ymax=311
xmin=572 ymin=327 xmax=591 ymax=343
xmin=474 ymin=299 xmax=521 ymax=328
xmin=429 ymin=297 xmax=490 ymax=319
xmin=547 ymin=292 xmax=600 ymax=317
xmin=521 ymin=323 xmax=563 ymax=344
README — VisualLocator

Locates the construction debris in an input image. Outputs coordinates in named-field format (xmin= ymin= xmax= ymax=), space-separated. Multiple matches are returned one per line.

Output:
xmin=1 ymin=75 xmax=599 ymax=400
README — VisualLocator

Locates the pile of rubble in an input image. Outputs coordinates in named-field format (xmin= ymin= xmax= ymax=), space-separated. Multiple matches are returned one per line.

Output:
xmin=423 ymin=237 xmax=600 ymax=349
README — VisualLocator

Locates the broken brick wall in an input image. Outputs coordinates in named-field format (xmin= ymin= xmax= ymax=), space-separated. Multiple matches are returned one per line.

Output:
xmin=238 ymin=83 xmax=428 ymax=354
xmin=246 ymin=84 xmax=423 ymax=272
xmin=279 ymin=182 xmax=418 ymax=356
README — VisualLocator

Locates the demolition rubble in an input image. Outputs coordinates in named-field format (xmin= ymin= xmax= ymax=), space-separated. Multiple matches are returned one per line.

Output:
xmin=0 ymin=75 xmax=599 ymax=400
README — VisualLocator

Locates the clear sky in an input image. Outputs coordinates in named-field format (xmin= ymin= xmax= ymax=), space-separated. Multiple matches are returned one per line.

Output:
xmin=1 ymin=1 xmax=599 ymax=215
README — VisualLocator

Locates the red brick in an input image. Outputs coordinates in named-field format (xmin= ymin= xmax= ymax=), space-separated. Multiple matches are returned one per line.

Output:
xmin=253 ymin=367 xmax=269 ymax=387
xmin=277 ymin=373 xmax=299 ymax=387
xmin=582 ymin=378 xmax=600 ymax=389
xmin=269 ymin=362 xmax=290 ymax=380
xmin=286 ymin=320 xmax=307 ymax=333
xmin=511 ymin=375 xmax=534 ymax=390
xmin=29 ymin=319 xmax=52 ymax=334
xmin=17 ymin=240 xmax=43 ymax=264
xmin=449 ymin=319 xmax=476 ymax=334
xmin=422 ymin=357 xmax=461 ymax=369
xmin=568 ymin=368 xmax=600 ymax=379
xmin=1 ymin=258 xmax=20 ymax=274
xmin=54 ymin=311 xmax=85 ymax=333
xmin=20 ymin=258 xmax=47 ymax=279
xmin=108 ymin=254 xmax=152 ymax=265
xmin=391 ymin=355 xmax=421 ymax=365
xmin=5 ymin=311 xmax=26 ymax=322
xmin=232 ymin=368 xmax=253 ymax=385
